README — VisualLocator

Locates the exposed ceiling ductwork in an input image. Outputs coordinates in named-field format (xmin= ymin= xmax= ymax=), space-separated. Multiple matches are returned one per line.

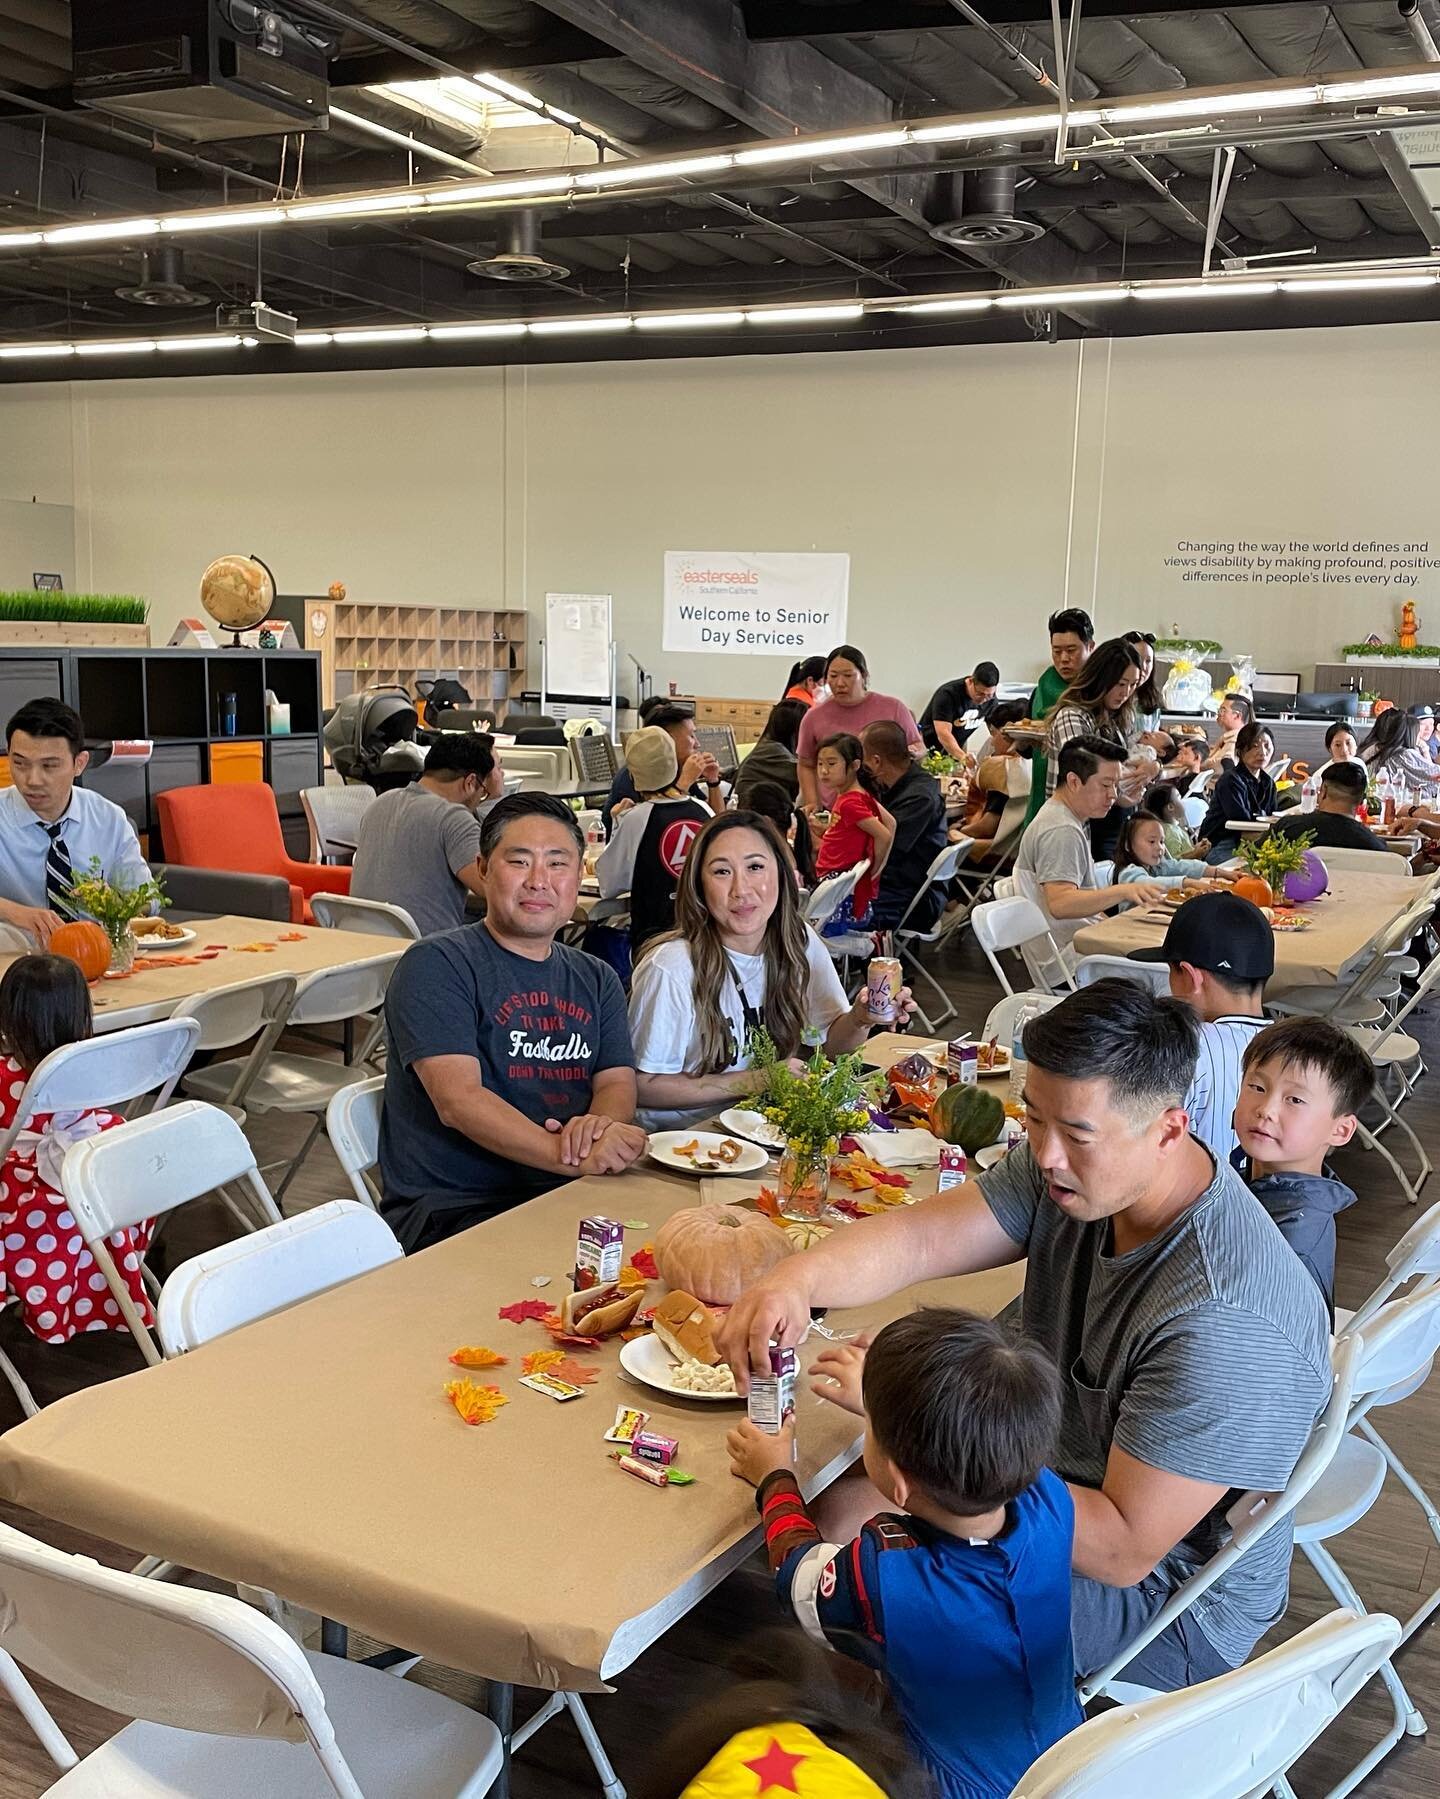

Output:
xmin=114 ymin=245 xmax=208 ymax=307
xmin=931 ymin=158 xmax=1046 ymax=248
xmin=466 ymin=210 xmax=570 ymax=283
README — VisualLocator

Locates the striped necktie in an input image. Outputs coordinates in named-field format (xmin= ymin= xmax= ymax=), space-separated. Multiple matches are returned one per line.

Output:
xmin=44 ymin=820 xmax=78 ymax=919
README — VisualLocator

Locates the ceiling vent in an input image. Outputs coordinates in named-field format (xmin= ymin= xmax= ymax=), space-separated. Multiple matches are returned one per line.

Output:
xmin=467 ymin=212 xmax=570 ymax=284
xmin=931 ymin=162 xmax=1045 ymax=248
xmin=115 ymin=246 xmax=208 ymax=307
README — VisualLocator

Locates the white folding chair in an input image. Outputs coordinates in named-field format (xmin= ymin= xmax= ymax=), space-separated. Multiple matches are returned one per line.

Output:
xmin=1079 ymin=1329 xmax=1362 ymax=1707
xmin=158 ymin=1200 xmax=401 ymax=1356
xmin=0 ymin=1516 xmax=503 ymax=1797
xmin=801 ymin=861 xmax=863 ymax=932
xmin=1092 ymin=859 xmax=1114 ymax=887
xmin=1315 ymin=845 xmax=1412 ymax=876
xmin=1012 ymin=1609 xmax=1399 ymax=1799
xmin=972 ymin=896 xmax=1073 ymax=997
xmin=888 ymin=837 xmax=974 ymax=1032
xmin=981 ymin=991 xmax=1063 ymax=1046
xmin=300 ymin=783 xmax=376 ymax=864
xmin=1180 ymin=793 xmax=1209 ymax=831
xmin=170 ymin=971 xmax=299 ymax=1120
xmin=181 ymin=953 xmax=403 ymax=1204
xmin=59 ymin=1102 xmax=283 ymax=1374
xmin=1290 ymin=1287 xmax=1440 ymax=1796
xmin=1074 ymin=955 xmax=1169 ymax=995
xmin=326 ymin=1075 xmax=384 ymax=1209
xmin=311 ymin=892 xmax=421 ymax=941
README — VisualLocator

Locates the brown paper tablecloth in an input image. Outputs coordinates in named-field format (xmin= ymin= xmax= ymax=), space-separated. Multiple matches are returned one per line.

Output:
xmin=1072 ymin=869 xmax=1419 ymax=997
xmin=0 ymin=1162 xmax=1022 ymax=1692
xmin=0 ymin=916 xmax=407 ymax=1032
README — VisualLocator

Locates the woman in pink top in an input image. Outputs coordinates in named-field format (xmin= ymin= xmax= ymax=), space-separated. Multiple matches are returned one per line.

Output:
xmin=796 ymin=645 xmax=924 ymax=811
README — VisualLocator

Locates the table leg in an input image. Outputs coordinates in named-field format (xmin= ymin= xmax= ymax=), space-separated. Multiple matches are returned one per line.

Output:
xmin=321 ymin=1617 xmax=348 ymax=1659
xmin=485 ymin=1679 xmax=514 ymax=1799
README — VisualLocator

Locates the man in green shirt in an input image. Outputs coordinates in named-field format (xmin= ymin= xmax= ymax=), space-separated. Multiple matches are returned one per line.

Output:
xmin=1026 ymin=607 xmax=1095 ymax=823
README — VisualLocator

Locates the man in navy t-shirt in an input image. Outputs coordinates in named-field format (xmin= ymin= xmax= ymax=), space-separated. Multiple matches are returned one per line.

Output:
xmin=380 ymin=792 xmax=646 ymax=1252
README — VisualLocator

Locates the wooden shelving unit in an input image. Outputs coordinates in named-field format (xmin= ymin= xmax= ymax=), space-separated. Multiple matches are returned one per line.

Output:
xmin=305 ymin=599 xmax=529 ymax=710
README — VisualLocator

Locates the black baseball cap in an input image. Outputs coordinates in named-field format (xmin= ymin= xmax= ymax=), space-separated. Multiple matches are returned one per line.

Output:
xmin=1129 ymin=890 xmax=1275 ymax=981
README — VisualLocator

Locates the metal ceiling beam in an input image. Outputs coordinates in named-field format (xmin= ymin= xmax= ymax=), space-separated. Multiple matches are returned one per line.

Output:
xmin=329 ymin=24 xmax=618 ymax=88
xmin=739 ymin=0 xmax=1392 ymax=31
xmin=1024 ymin=169 xmax=1413 ymax=215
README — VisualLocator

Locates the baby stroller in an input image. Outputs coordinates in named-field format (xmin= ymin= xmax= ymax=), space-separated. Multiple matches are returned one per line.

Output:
xmin=323 ymin=686 xmax=426 ymax=791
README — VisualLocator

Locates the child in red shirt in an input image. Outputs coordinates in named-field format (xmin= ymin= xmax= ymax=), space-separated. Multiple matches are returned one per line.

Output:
xmin=0 ymin=954 xmax=146 ymax=1345
xmin=814 ymin=733 xmax=895 ymax=932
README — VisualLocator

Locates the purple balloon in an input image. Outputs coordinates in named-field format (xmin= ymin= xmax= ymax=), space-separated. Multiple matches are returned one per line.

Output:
xmin=1283 ymin=850 xmax=1329 ymax=905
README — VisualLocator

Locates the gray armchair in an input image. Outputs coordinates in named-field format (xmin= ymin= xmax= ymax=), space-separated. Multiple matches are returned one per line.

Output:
xmin=151 ymin=863 xmax=292 ymax=923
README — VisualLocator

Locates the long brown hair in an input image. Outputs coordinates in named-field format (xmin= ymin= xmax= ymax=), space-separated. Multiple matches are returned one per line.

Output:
xmin=641 ymin=811 xmax=812 ymax=1071
xmin=1056 ymin=634 xmax=1141 ymax=737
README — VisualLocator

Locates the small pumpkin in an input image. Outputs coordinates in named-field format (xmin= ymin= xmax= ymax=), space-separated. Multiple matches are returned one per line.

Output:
xmin=1230 ymin=874 xmax=1273 ymax=909
xmin=654 ymin=1205 xmax=794 ymax=1305
xmin=49 ymin=919 xmax=111 ymax=983
xmin=932 ymin=1082 xmax=1006 ymax=1153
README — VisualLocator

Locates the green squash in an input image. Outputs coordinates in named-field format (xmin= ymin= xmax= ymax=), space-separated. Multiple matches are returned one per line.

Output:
xmin=932 ymin=1082 xmax=1005 ymax=1154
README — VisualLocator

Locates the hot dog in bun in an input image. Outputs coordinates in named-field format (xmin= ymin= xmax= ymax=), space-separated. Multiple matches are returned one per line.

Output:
xmin=560 ymin=1282 xmax=644 ymax=1337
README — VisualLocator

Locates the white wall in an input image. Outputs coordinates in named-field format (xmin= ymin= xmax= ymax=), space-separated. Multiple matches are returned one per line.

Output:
xmin=4 ymin=319 xmax=1438 ymax=716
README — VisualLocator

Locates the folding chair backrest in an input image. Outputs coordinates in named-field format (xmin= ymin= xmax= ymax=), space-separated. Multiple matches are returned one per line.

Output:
xmin=981 ymin=991 xmax=1062 ymax=1045
xmin=311 ymin=893 xmax=421 ymax=940
xmin=893 ymin=837 xmax=973 ymax=935
xmin=172 ymin=972 xmax=297 ymax=1053
xmin=288 ymin=952 xmax=402 ymax=1027
xmin=0 ymin=1018 xmax=201 ymax=1161
xmin=0 ymin=1519 xmax=365 ymax=1797
xmin=157 ymin=1200 xmax=401 ymax=1354
xmin=1320 ymin=846 xmax=1412 ymax=875
xmin=571 ymin=733 xmax=618 ymax=783
xmin=1350 ymin=1287 xmax=1440 ymax=1407
xmin=1014 ymin=1609 xmax=1400 ymax=1797
xmin=802 ymin=863 xmax=862 ymax=930
xmin=326 ymin=1075 xmax=384 ymax=1209
xmin=1074 ymin=956 xmax=1169 ymax=994
xmin=1093 ymin=859 xmax=1114 ymax=887
xmin=1180 ymin=793 xmax=1208 ymax=830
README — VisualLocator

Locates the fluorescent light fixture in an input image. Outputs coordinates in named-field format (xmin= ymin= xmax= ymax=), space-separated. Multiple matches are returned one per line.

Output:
xmin=745 ymin=303 xmax=866 ymax=325
xmin=888 ymin=296 xmax=995 ymax=314
xmin=156 ymin=334 xmax=246 ymax=352
xmin=327 ymin=326 xmax=429 ymax=344
xmin=0 ymin=342 xmax=74 ymax=359
xmin=0 ymin=232 xmax=45 ymax=250
xmin=733 ymin=128 xmax=909 ymax=167
xmin=574 ymin=155 xmax=735 ymax=188
xmin=635 ymin=309 xmax=746 ymax=331
xmin=994 ymin=286 xmax=1130 ymax=307
xmin=528 ymin=315 xmax=633 ymax=335
xmin=427 ymin=174 xmax=574 ymax=207
xmin=1101 ymin=86 xmax=1317 ymax=126
xmin=295 ymin=332 xmax=334 ymax=346
xmin=284 ymin=192 xmax=423 ymax=222
xmin=1137 ymin=280 xmax=1280 ymax=300
xmin=471 ymin=71 xmax=581 ymax=126
xmin=74 ymin=339 xmax=158 ymax=356
xmin=1280 ymin=273 xmax=1440 ymax=292
xmin=429 ymin=322 xmax=529 ymax=340
xmin=1322 ymin=72 xmax=1440 ymax=102
xmin=43 ymin=219 xmax=161 ymax=244
xmin=911 ymin=112 xmax=1067 ymax=144
xmin=161 ymin=207 xmax=284 ymax=234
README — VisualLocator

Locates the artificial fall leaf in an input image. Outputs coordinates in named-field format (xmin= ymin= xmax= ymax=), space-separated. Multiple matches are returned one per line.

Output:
xmin=498 ymin=1298 xmax=553 ymax=1324
xmin=540 ymin=1309 xmax=601 ymax=1348
xmin=827 ymin=1195 xmax=871 ymax=1221
xmin=449 ymin=1345 xmax=507 ymax=1369
xmin=550 ymin=1358 xmax=600 ymax=1385
xmin=617 ymin=1263 xmax=648 ymax=1292
xmin=278 ymin=931 xmax=306 ymax=942
xmin=630 ymin=1245 xmax=659 ymax=1280
xmin=521 ymin=1348 xmax=566 ymax=1375
xmin=445 ymin=1379 xmax=508 ymax=1425
xmin=621 ymin=1324 xmax=651 ymax=1341
xmin=833 ymin=1152 xmax=911 ymax=1194
xmin=754 ymin=1186 xmax=782 ymax=1221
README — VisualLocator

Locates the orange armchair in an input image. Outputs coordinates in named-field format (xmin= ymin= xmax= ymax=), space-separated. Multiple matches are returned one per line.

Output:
xmin=157 ymin=783 xmax=351 ymax=924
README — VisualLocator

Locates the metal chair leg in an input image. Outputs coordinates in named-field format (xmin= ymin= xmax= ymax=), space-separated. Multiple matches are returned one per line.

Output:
xmin=0 ymin=1646 xmax=77 ymax=1771
xmin=1373 ymin=1082 xmax=1433 ymax=1190
xmin=0 ymin=1342 xmax=39 ymax=1418
xmin=564 ymin=1694 xmax=627 ymax=1799
xmin=271 ymin=1114 xmax=327 ymax=1205
xmin=897 ymin=943 xmax=956 ymax=1030
xmin=1356 ymin=1122 xmax=1422 ymax=1205
xmin=1356 ymin=1416 xmax=1440 ymax=1646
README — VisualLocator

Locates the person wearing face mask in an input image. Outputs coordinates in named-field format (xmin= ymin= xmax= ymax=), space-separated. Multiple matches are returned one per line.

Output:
xmin=627 ymin=811 xmax=916 ymax=1131
xmin=719 ymin=980 xmax=1330 ymax=1700
xmin=795 ymin=646 xmax=923 ymax=814
xmin=351 ymin=733 xmax=505 ymax=937
xmin=1025 ymin=608 xmax=1094 ymax=824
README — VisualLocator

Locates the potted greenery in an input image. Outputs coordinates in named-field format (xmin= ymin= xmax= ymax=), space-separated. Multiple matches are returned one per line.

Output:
xmin=920 ymin=748 xmax=959 ymax=777
xmin=1235 ymin=830 xmax=1315 ymax=908
xmin=0 ymin=592 xmax=149 ymax=649
xmin=66 ymin=859 xmax=169 ymax=974
xmin=1356 ymin=691 xmax=1377 ymax=720
xmin=749 ymin=1030 xmax=870 ymax=1220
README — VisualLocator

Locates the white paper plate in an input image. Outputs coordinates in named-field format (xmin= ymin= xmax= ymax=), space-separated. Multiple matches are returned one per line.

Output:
xmin=130 ymin=924 xmax=197 ymax=950
xmin=647 ymin=1130 xmax=769 ymax=1176
xmin=974 ymin=1143 xmax=1012 ymax=1170
xmin=716 ymin=1107 xmax=785 ymax=1150
xmin=975 ymin=1049 xmax=1011 ymax=1078
xmin=619 ymin=1334 xmax=743 ymax=1402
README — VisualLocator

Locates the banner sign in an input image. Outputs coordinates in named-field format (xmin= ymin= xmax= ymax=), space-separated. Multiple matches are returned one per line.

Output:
xmin=662 ymin=550 xmax=849 ymax=656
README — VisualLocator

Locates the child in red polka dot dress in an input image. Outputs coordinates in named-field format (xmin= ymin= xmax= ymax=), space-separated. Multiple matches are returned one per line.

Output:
xmin=0 ymin=954 xmax=147 ymax=1345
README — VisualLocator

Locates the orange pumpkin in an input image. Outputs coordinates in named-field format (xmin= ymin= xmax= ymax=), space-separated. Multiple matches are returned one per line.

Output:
xmin=654 ymin=1205 xmax=793 ymax=1305
xmin=50 ymin=919 xmax=111 ymax=983
xmin=1230 ymin=874 xmax=1273 ymax=909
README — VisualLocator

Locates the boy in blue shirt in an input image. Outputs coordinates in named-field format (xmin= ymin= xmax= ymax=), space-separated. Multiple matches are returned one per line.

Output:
xmin=727 ymin=1306 xmax=1081 ymax=1799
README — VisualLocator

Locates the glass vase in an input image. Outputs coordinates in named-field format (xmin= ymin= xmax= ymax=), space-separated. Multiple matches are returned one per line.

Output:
xmin=103 ymin=919 xmax=136 ymax=975
xmin=777 ymin=1143 xmax=830 ymax=1221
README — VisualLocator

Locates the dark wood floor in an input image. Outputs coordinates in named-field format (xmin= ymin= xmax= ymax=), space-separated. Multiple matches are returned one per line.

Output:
xmin=1 ymin=936 xmax=1438 ymax=1796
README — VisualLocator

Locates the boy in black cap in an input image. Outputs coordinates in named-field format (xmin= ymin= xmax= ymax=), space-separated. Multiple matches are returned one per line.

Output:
xmin=1130 ymin=891 xmax=1275 ymax=1162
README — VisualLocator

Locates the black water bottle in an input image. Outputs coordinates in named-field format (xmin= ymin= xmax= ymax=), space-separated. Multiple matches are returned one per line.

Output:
xmin=220 ymin=692 xmax=237 ymax=737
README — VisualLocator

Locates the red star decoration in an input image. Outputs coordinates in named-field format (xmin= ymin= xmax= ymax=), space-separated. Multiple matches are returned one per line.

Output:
xmin=743 ymin=1736 xmax=808 ymax=1794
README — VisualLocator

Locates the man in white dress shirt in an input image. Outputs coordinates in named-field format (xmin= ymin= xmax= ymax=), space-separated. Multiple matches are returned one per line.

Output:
xmin=0 ymin=698 xmax=153 ymax=946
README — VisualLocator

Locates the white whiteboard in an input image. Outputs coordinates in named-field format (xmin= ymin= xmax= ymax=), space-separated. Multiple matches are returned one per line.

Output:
xmin=544 ymin=592 xmax=612 ymax=697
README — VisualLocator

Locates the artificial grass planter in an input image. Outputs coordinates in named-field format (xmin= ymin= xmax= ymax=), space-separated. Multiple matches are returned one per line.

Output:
xmin=0 ymin=593 xmax=147 ymax=625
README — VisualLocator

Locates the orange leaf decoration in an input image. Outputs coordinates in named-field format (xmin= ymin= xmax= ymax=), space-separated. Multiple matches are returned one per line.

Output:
xmin=541 ymin=1309 xmax=601 ymax=1348
xmin=617 ymin=1263 xmax=648 ymax=1292
xmin=551 ymin=1358 xmax=600 ymax=1385
xmin=754 ymin=1186 xmax=782 ymax=1221
xmin=445 ymin=1379 xmax=508 ymax=1425
xmin=521 ymin=1348 xmax=566 ymax=1375
xmin=499 ymin=1298 xmax=553 ymax=1324
xmin=620 ymin=1324 xmax=651 ymax=1341
xmin=449 ymin=1345 xmax=507 ymax=1369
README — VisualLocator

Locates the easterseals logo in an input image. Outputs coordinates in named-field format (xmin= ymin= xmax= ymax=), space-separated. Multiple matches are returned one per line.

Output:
xmin=672 ymin=554 xmax=759 ymax=586
xmin=659 ymin=817 xmax=703 ymax=877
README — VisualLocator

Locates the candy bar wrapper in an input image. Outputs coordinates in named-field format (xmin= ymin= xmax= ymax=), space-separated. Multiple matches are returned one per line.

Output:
xmin=632 ymin=1429 xmax=680 ymax=1468
xmin=604 ymin=1405 xmax=650 ymax=1446
xmin=613 ymin=1453 xmax=670 ymax=1489
xmin=520 ymin=1372 xmax=587 ymax=1402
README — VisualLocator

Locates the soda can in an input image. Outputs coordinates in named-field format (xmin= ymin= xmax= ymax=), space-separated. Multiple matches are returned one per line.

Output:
xmin=865 ymin=956 xmax=902 ymax=1025
xmin=937 ymin=1144 xmax=968 ymax=1191
xmin=748 ymin=1344 xmax=798 ymax=1439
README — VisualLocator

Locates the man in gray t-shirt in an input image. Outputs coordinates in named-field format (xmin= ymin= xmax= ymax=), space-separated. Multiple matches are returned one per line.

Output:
xmin=720 ymin=979 xmax=1331 ymax=1692
xmin=352 ymin=734 xmax=504 ymax=937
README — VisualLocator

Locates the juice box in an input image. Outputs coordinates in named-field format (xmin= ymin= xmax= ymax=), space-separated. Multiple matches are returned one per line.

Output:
xmin=748 ymin=1344 xmax=798 ymax=1437
xmin=575 ymin=1215 xmax=624 ymax=1291
xmin=948 ymin=1040 xmax=978 ymax=1085
xmin=937 ymin=1144 xmax=968 ymax=1191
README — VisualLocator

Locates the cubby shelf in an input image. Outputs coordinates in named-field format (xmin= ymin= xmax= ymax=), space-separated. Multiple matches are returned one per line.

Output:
xmin=306 ymin=599 xmax=529 ymax=710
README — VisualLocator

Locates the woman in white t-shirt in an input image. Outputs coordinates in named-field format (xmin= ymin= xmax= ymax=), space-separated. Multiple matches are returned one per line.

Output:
xmin=629 ymin=811 xmax=914 ymax=1131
